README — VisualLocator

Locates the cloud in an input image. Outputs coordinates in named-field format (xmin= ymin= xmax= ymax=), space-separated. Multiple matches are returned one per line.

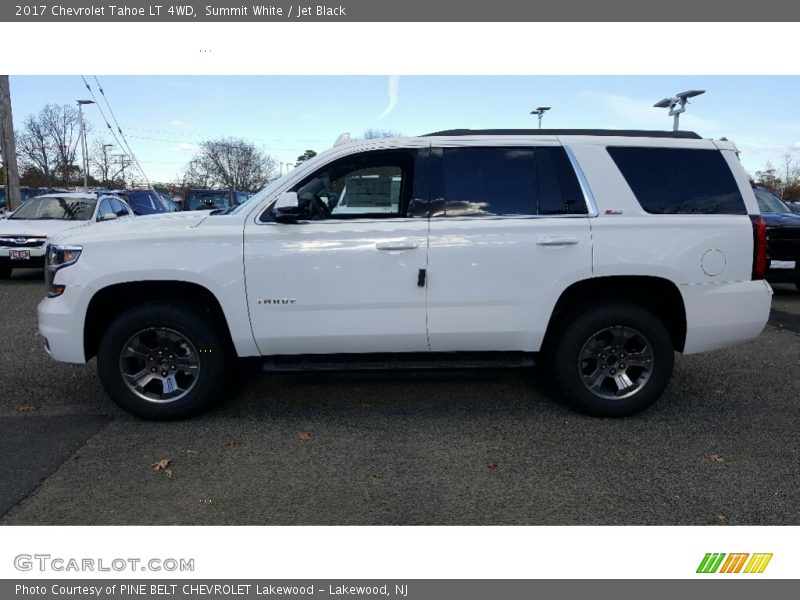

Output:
xmin=171 ymin=143 xmax=200 ymax=155
xmin=169 ymin=120 xmax=188 ymax=129
xmin=376 ymin=75 xmax=400 ymax=120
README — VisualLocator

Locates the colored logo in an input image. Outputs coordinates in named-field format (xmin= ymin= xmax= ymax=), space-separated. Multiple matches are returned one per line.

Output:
xmin=697 ymin=553 xmax=773 ymax=574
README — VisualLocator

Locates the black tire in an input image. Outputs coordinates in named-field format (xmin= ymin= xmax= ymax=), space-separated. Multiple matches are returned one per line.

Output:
xmin=550 ymin=303 xmax=674 ymax=417
xmin=97 ymin=302 xmax=232 ymax=420
xmin=0 ymin=265 xmax=11 ymax=279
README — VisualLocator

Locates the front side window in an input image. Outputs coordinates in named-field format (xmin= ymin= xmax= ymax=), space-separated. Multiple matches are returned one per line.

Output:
xmin=271 ymin=150 xmax=415 ymax=221
xmin=97 ymin=199 xmax=115 ymax=220
xmin=436 ymin=146 xmax=586 ymax=217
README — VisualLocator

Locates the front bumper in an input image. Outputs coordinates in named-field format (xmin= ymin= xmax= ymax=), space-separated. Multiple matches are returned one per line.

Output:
xmin=37 ymin=284 xmax=88 ymax=364
xmin=0 ymin=246 xmax=46 ymax=269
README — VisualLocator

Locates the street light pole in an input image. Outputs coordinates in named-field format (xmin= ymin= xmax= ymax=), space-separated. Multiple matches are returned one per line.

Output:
xmin=76 ymin=99 xmax=95 ymax=191
xmin=530 ymin=106 xmax=551 ymax=129
xmin=653 ymin=90 xmax=705 ymax=131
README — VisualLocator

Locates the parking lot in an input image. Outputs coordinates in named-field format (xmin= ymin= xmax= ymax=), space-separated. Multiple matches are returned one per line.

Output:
xmin=1 ymin=269 xmax=799 ymax=525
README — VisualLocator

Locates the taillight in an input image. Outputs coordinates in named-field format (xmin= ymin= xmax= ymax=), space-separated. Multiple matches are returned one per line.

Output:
xmin=750 ymin=215 xmax=767 ymax=280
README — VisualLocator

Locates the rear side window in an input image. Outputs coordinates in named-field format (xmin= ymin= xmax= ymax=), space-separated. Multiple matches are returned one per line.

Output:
xmin=607 ymin=147 xmax=746 ymax=215
xmin=439 ymin=146 xmax=586 ymax=217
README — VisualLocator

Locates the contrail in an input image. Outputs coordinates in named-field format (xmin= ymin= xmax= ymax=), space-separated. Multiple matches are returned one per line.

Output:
xmin=377 ymin=75 xmax=400 ymax=120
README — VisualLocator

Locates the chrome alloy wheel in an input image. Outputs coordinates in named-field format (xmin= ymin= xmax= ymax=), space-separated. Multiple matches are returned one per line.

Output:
xmin=119 ymin=327 xmax=200 ymax=404
xmin=578 ymin=325 xmax=654 ymax=400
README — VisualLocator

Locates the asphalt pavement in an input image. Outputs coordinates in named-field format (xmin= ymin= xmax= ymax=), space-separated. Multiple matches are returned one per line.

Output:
xmin=1 ymin=268 xmax=799 ymax=525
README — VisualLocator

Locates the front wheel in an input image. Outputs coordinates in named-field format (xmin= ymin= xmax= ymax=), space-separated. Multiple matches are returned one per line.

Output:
xmin=550 ymin=303 xmax=674 ymax=417
xmin=97 ymin=302 xmax=232 ymax=420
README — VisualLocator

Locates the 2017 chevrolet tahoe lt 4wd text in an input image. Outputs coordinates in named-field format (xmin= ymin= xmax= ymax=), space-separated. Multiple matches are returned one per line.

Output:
xmin=38 ymin=129 xmax=773 ymax=419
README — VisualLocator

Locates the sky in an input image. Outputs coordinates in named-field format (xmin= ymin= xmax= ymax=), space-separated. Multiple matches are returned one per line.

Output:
xmin=8 ymin=75 xmax=800 ymax=184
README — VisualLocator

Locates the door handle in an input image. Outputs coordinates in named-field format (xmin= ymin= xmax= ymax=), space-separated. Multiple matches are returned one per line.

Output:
xmin=376 ymin=240 xmax=419 ymax=251
xmin=536 ymin=237 xmax=579 ymax=246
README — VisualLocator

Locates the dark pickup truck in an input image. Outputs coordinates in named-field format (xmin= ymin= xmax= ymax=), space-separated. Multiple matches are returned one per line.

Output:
xmin=754 ymin=186 xmax=800 ymax=290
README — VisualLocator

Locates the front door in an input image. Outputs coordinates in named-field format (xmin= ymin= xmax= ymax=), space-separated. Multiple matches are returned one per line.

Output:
xmin=244 ymin=148 xmax=430 ymax=355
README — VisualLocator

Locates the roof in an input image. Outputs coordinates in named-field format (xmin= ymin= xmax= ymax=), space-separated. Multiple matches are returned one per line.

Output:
xmin=35 ymin=192 xmax=101 ymax=199
xmin=423 ymin=129 xmax=703 ymax=139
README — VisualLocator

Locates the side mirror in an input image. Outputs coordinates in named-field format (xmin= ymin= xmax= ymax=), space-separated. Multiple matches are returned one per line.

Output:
xmin=274 ymin=191 xmax=302 ymax=223
xmin=98 ymin=212 xmax=118 ymax=222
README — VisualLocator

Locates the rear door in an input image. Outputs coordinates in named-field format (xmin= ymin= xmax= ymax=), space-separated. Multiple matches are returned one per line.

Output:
xmin=426 ymin=143 xmax=594 ymax=352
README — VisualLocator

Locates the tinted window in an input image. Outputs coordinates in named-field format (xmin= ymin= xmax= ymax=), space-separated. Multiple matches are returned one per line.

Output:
xmin=607 ymin=147 xmax=746 ymax=215
xmin=124 ymin=191 xmax=168 ymax=215
xmin=439 ymin=147 xmax=586 ymax=217
xmin=186 ymin=191 xmax=231 ymax=211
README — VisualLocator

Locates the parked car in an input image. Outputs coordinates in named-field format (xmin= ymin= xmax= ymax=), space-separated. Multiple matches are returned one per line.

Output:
xmin=39 ymin=129 xmax=772 ymax=420
xmin=785 ymin=200 xmax=800 ymax=214
xmin=753 ymin=187 xmax=800 ymax=289
xmin=183 ymin=189 xmax=252 ymax=211
xmin=99 ymin=189 xmax=172 ymax=216
xmin=0 ymin=192 xmax=133 ymax=278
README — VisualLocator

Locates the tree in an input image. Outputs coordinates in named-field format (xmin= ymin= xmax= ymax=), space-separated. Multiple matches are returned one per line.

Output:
xmin=363 ymin=129 xmax=402 ymax=139
xmin=17 ymin=103 xmax=84 ymax=187
xmin=753 ymin=162 xmax=781 ymax=195
xmin=295 ymin=149 xmax=317 ymax=166
xmin=91 ymin=139 xmax=124 ymax=188
xmin=182 ymin=137 xmax=278 ymax=191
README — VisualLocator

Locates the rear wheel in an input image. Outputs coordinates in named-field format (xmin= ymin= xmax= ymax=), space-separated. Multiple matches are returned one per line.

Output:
xmin=550 ymin=303 xmax=674 ymax=417
xmin=97 ymin=302 xmax=232 ymax=420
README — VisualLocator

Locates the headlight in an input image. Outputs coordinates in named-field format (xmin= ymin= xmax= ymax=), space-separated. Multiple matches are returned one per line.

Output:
xmin=45 ymin=244 xmax=82 ymax=298
xmin=47 ymin=244 xmax=83 ymax=270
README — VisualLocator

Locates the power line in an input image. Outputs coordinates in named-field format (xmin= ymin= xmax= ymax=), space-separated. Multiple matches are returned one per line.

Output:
xmin=80 ymin=75 xmax=152 ymax=190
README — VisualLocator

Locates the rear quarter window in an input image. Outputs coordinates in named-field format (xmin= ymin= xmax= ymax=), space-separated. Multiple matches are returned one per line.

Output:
xmin=607 ymin=146 xmax=746 ymax=215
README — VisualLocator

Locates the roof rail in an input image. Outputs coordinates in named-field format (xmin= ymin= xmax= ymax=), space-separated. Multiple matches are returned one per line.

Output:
xmin=423 ymin=129 xmax=702 ymax=139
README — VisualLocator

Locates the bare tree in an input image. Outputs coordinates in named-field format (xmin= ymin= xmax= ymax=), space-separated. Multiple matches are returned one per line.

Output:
xmin=17 ymin=104 xmax=84 ymax=187
xmin=363 ymin=129 xmax=402 ymax=139
xmin=91 ymin=139 xmax=123 ymax=188
xmin=779 ymin=152 xmax=800 ymax=200
xmin=182 ymin=137 xmax=278 ymax=191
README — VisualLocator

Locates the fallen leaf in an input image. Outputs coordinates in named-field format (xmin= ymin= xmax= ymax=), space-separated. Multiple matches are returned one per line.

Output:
xmin=299 ymin=431 xmax=311 ymax=441
xmin=706 ymin=454 xmax=725 ymax=463
xmin=223 ymin=439 xmax=240 ymax=447
xmin=488 ymin=443 xmax=501 ymax=451
xmin=717 ymin=514 xmax=727 ymax=523
xmin=373 ymin=472 xmax=385 ymax=479
xmin=184 ymin=449 xmax=199 ymax=455
xmin=486 ymin=460 xmax=498 ymax=469
xmin=18 ymin=405 xmax=40 ymax=413
xmin=761 ymin=360 xmax=774 ymax=368
xmin=152 ymin=459 xmax=171 ymax=475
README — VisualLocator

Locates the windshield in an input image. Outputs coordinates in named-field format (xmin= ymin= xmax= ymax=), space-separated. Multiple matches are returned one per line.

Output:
xmin=186 ymin=191 xmax=231 ymax=210
xmin=755 ymin=188 xmax=793 ymax=214
xmin=9 ymin=196 xmax=96 ymax=221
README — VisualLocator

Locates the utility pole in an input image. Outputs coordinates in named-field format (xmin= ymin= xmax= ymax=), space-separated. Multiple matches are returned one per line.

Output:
xmin=76 ymin=99 xmax=95 ymax=191
xmin=0 ymin=76 xmax=21 ymax=212
xmin=114 ymin=154 xmax=129 ymax=187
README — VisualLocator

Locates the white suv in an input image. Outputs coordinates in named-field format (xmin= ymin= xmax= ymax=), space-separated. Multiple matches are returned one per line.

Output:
xmin=38 ymin=129 xmax=773 ymax=419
